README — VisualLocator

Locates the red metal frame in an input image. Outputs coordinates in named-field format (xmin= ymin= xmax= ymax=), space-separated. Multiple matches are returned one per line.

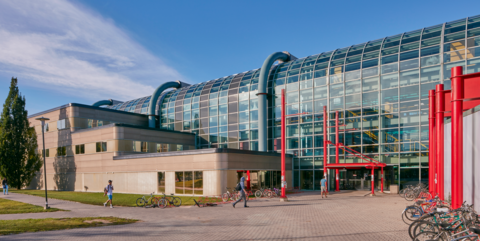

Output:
xmin=428 ymin=90 xmax=436 ymax=197
xmin=324 ymin=111 xmax=386 ymax=195
xmin=281 ymin=89 xmax=286 ymax=199
xmin=435 ymin=84 xmax=445 ymax=201
xmin=429 ymin=66 xmax=480 ymax=209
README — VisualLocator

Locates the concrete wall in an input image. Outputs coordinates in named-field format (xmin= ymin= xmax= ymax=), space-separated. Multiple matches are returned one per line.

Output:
xmin=444 ymin=110 xmax=480 ymax=213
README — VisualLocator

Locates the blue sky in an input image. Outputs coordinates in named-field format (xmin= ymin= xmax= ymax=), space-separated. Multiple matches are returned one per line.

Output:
xmin=1 ymin=0 xmax=480 ymax=115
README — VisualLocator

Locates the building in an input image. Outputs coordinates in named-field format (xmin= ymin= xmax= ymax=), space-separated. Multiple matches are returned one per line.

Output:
xmin=28 ymin=15 xmax=480 ymax=194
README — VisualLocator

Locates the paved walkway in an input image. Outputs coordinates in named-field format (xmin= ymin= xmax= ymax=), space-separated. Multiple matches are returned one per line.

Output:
xmin=0 ymin=191 xmax=411 ymax=240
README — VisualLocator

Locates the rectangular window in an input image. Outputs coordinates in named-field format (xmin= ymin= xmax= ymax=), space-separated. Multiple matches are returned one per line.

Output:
xmin=75 ymin=144 xmax=85 ymax=154
xmin=57 ymin=119 xmax=66 ymax=130
xmin=158 ymin=172 xmax=165 ymax=193
xmin=175 ymin=171 xmax=184 ymax=194
xmin=57 ymin=146 xmax=66 ymax=156
xmin=96 ymin=142 xmax=107 ymax=152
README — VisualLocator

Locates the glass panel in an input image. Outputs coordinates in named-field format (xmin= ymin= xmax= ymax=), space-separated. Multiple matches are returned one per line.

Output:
xmin=381 ymin=73 xmax=399 ymax=89
xmin=400 ymin=85 xmax=419 ymax=102
xmin=345 ymin=94 xmax=361 ymax=109
xmin=399 ymin=70 xmax=419 ymax=86
xmin=184 ymin=171 xmax=194 ymax=194
xmin=382 ymin=62 xmax=398 ymax=74
xmin=382 ymin=114 xmax=399 ymax=128
xmin=314 ymin=86 xmax=328 ymax=99
xmin=382 ymin=88 xmax=398 ymax=104
xmin=400 ymin=59 xmax=419 ymax=70
xmin=194 ymin=171 xmax=203 ymax=194
xmin=175 ymin=172 xmax=184 ymax=194
xmin=363 ymin=92 xmax=379 ymax=106
xmin=330 ymin=83 xmax=344 ymax=97
xmin=420 ymin=66 xmax=440 ymax=83
xmin=345 ymin=80 xmax=361 ymax=95
xmin=362 ymin=77 xmax=379 ymax=91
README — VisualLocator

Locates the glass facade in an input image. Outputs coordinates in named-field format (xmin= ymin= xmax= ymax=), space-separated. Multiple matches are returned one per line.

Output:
xmin=106 ymin=16 xmax=480 ymax=190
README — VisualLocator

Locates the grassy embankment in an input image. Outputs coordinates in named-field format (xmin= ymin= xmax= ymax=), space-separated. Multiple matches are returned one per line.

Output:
xmin=11 ymin=190 xmax=221 ymax=207
xmin=0 ymin=217 xmax=137 ymax=235
xmin=0 ymin=198 xmax=63 ymax=214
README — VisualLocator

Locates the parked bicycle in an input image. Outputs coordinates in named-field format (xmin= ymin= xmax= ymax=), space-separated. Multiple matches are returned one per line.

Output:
xmin=255 ymin=188 xmax=273 ymax=198
xmin=157 ymin=193 xmax=182 ymax=208
xmin=136 ymin=192 xmax=159 ymax=207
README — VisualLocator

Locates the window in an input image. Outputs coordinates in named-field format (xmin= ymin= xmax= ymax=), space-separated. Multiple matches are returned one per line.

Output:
xmin=42 ymin=149 xmax=49 ymax=157
xmin=158 ymin=172 xmax=165 ymax=193
xmin=57 ymin=119 xmax=66 ymax=130
xmin=141 ymin=142 xmax=148 ymax=152
xmin=57 ymin=146 xmax=66 ymax=156
xmin=96 ymin=142 xmax=107 ymax=152
xmin=43 ymin=123 xmax=49 ymax=132
xmin=75 ymin=144 xmax=85 ymax=154
xmin=175 ymin=171 xmax=203 ymax=195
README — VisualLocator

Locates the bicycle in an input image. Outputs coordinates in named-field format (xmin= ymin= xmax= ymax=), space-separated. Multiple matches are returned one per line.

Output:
xmin=157 ymin=193 xmax=182 ymax=208
xmin=222 ymin=187 xmax=240 ymax=202
xmin=136 ymin=192 xmax=159 ymax=207
xmin=255 ymin=188 xmax=272 ymax=198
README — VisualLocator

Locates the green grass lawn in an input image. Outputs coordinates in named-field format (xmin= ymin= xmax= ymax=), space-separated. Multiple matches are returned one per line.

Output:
xmin=0 ymin=217 xmax=137 ymax=236
xmin=11 ymin=190 xmax=220 ymax=207
xmin=0 ymin=198 xmax=63 ymax=214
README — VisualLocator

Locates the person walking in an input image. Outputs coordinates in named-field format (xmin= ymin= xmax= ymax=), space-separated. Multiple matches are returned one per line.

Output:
xmin=233 ymin=176 xmax=248 ymax=208
xmin=321 ymin=176 xmax=327 ymax=198
xmin=103 ymin=180 xmax=114 ymax=208
xmin=2 ymin=178 xmax=7 ymax=195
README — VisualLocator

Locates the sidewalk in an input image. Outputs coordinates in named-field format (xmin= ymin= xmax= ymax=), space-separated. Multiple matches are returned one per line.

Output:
xmin=0 ymin=191 xmax=411 ymax=240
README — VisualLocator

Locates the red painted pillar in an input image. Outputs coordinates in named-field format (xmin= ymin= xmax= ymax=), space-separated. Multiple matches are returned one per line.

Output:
xmin=323 ymin=106 xmax=328 ymax=193
xmin=246 ymin=170 xmax=251 ymax=190
xmin=371 ymin=167 xmax=375 ymax=196
xmin=451 ymin=66 xmax=464 ymax=209
xmin=428 ymin=90 xmax=436 ymax=197
xmin=435 ymin=84 xmax=445 ymax=200
xmin=280 ymin=89 xmax=287 ymax=199
xmin=381 ymin=166 xmax=384 ymax=193
xmin=335 ymin=111 xmax=340 ymax=192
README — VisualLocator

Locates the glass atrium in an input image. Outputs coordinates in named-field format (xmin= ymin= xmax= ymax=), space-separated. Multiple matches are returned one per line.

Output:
xmin=106 ymin=16 xmax=480 ymax=191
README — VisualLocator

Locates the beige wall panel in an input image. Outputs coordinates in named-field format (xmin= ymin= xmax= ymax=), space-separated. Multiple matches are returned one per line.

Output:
xmin=165 ymin=171 xmax=175 ymax=194
xmin=66 ymin=146 xmax=74 ymax=156
xmin=126 ymin=172 xmax=138 ymax=193
xmin=107 ymin=140 xmax=115 ymax=152
xmin=136 ymin=172 xmax=157 ymax=194
xmin=84 ymin=173 xmax=104 ymax=192
xmin=85 ymin=143 xmax=96 ymax=154
xmin=203 ymin=170 xmax=220 ymax=196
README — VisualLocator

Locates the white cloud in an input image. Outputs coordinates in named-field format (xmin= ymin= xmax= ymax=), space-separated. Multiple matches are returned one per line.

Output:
xmin=0 ymin=0 xmax=183 ymax=102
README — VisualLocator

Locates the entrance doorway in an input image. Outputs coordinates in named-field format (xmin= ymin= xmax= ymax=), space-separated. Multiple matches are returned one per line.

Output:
xmin=336 ymin=166 xmax=395 ymax=191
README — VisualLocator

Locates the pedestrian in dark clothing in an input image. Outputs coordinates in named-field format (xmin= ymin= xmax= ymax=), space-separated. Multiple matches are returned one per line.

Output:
xmin=233 ymin=176 xmax=248 ymax=208
xmin=2 ymin=178 xmax=8 ymax=195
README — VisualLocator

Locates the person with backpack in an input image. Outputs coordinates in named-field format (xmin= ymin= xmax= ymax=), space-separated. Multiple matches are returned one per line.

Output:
xmin=2 ymin=178 xmax=7 ymax=195
xmin=232 ymin=176 xmax=248 ymax=208
xmin=103 ymin=180 xmax=114 ymax=208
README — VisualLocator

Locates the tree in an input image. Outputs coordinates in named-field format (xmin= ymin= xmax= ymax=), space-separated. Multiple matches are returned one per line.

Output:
xmin=0 ymin=78 xmax=42 ymax=189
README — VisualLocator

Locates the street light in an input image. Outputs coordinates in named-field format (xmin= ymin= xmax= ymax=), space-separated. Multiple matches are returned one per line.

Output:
xmin=35 ymin=116 xmax=50 ymax=209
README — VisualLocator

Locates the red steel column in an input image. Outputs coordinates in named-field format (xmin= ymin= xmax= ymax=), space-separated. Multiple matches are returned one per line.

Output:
xmin=428 ymin=90 xmax=436 ymax=197
xmin=335 ymin=111 xmax=340 ymax=192
xmin=371 ymin=167 xmax=375 ymax=196
xmin=280 ymin=89 xmax=286 ymax=199
xmin=451 ymin=66 xmax=464 ymax=209
xmin=323 ymin=106 xmax=328 ymax=193
xmin=246 ymin=170 xmax=251 ymax=189
xmin=381 ymin=166 xmax=384 ymax=193
xmin=435 ymin=84 xmax=445 ymax=200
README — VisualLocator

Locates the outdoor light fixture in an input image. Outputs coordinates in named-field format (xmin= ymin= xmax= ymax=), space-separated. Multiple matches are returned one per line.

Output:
xmin=35 ymin=116 xmax=50 ymax=209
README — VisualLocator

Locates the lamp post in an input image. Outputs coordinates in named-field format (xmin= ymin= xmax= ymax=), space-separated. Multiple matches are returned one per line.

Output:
xmin=35 ymin=116 xmax=50 ymax=209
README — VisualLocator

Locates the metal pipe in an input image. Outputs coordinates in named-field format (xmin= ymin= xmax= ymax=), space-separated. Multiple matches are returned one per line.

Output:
xmin=335 ymin=111 xmax=340 ymax=192
xmin=92 ymin=99 xmax=113 ymax=107
xmin=381 ymin=167 xmax=384 ymax=193
xmin=257 ymin=52 xmax=291 ymax=151
xmin=371 ymin=167 xmax=375 ymax=196
xmin=428 ymin=90 xmax=437 ymax=197
xmin=323 ymin=106 xmax=328 ymax=193
xmin=148 ymin=81 xmax=182 ymax=128
xmin=451 ymin=66 xmax=464 ymax=209
xmin=280 ymin=89 xmax=287 ymax=199
xmin=435 ymin=84 xmax=445 ymax=200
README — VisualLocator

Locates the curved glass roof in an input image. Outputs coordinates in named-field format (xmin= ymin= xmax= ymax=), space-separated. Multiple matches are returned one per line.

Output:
xmin=107 ymin=15 xmax=480 ymax=117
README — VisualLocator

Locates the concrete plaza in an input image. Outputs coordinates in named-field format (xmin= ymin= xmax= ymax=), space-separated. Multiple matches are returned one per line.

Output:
xmin=0 ymin=191 xmax=411 ymax=240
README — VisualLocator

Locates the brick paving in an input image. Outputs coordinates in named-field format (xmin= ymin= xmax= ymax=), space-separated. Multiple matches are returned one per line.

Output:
xmin=0 ymin=191 xmax=411 ymax=240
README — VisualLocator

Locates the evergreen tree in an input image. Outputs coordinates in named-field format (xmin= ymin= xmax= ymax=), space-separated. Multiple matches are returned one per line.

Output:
xmin=0 ymin=78 xmax=42 ymax=189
